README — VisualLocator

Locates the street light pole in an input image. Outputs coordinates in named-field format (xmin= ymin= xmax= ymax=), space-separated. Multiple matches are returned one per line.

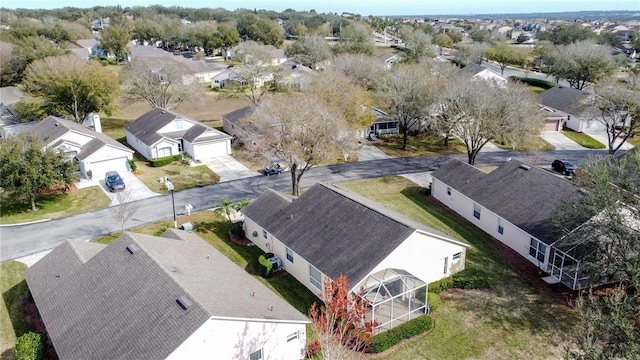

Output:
xmin=166 ymin=181 xmax=177 ymax=228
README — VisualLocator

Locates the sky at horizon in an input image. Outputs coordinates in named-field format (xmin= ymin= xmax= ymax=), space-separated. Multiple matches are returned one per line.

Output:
xmin=1 ymin=0 xmax=639 ymax=16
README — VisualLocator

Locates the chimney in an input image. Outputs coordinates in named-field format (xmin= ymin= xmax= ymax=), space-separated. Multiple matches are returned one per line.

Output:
xmin=92 ymin=114 xmax=102 ymax=133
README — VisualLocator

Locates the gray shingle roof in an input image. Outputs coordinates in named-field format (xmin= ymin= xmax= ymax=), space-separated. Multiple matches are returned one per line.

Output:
xmin=242 ymin=183 xmax=464 ymax=284
xmin=25 ymin=230 xmax=307 ymax=360
xmin=538 ymin=85 xmax=585 ymax=114
xmin=222 ymin=106 xmax=254 ymax=126
xmin=29 ymin=116 xmax=132 ymax=157
xmin=431 ymin=159 xmax=582 ymax=244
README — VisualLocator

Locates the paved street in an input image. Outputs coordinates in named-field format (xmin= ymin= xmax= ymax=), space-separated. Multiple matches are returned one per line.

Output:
xmin=0 ymin=149 xmax=612 ymax=262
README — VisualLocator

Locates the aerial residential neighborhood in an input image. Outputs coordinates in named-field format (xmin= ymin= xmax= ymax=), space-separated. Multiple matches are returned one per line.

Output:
xmin=0 ymin=1 xmax=639 ymax=359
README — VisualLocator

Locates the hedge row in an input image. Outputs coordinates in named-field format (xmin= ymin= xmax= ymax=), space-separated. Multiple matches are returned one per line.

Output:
xmin=428 ymin=268 xmax=490 ymax=294
xmin=510 ymin=76 xmax=557 ymax=89
xmin=368 ymin=315 xmax=433 ymax=353
xmin=150 ymin=154 xmax=182 ymax=167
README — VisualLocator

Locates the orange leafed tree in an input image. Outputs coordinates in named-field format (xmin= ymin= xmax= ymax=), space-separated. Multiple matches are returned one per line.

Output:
xmin=308 ymin=275 xmax=374 ymax=359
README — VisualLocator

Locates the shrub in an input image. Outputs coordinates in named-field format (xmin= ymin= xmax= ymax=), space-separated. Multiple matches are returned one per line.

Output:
xmin=428 ymin=276 xmax=454 ymax=294
xmin=305 ymin=340 xmax=320 ymax=358
xmin=258 ymin=255 xmax=273 ymax=277
xmin=368 ymin=315 xmax=433 ymax=353
xmin=418 ymin=186 xmax=431 ymax=196
xmin=428 ymin=268 xmax=489 ymax=294
xmin=13 ymin=332 xmax=44 ymax=360
xmin=264 ymin=252 xmax=274 ymax=259
xmin=230 ymin=221 xmax=245 ymax=237
xmin=150 ymin=154 xmax=182 ymax=167
xmin=509 ymin=76 xmax=557 ymax=89
xmin=427 ymin=292 xmax=442 ymax=312
xmin=128 ymin=159 xmax=138 ymax=172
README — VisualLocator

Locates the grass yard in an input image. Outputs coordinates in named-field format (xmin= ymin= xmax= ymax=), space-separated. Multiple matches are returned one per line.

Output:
xmin=0 ymin=261 xmax=34 ymax=359
xmin=374 ymin=134 xmax=467 ymax=157
xmin=134 ymin=161 xmax=220 ymax=192
xmin=339 ymin=176 xmax=578 ymax=359
xmin=0 ymin=187 xmax=110 ymax=225
xmin=561 ymin=129 xmax=606 ymax=149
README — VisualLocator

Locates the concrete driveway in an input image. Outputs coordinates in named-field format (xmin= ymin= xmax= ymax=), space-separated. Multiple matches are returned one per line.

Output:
xmin=200 ymin=155 xmax=258 ymax=182
xmin=77 ymin=171 xmax=160 ymax=206
xmin=581 ymin=130 xmax=635 ymax=151
xmin=541 ymin=131 xmax=587 ymax=151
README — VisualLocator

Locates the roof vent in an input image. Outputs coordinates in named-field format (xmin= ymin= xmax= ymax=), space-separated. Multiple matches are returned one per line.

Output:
xmin=161 ymin=110 xmax=166 ymax=114
xmin=126 ymin=244 xmax=139 ymax=254
xmin=176 ymin=295 xmax=193 ymax=310
xmin=163 ymin=263 xmax=176 ymax=272
xmin=519 ymin=164 xmax=531 ymax=170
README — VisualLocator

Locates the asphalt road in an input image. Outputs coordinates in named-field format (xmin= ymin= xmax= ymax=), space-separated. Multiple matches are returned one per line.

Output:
xmin=0 ymin=149 xmax=609 ymax=262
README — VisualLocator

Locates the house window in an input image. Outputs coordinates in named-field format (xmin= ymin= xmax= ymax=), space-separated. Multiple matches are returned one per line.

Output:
xmin=286 ymin=247 xmax=294 ymax=263
xmin=286 ymin=332 xmax=298 ymax=342
xmin=263 ymin=230 xmax=268 ymax=239
xmin=157 ymin=147 xmax=171 ymax=157
xmin=176 ymin=119 xmax=183 ymax=129
xmin=529 ymin=238 xmax=547 ymax=263
xmin=309 ymin=265 xmax=322 ymax=289
xmin=443 ymin=257 xmax=449 ymax=275
xmin=447 ymin=186 xmax=451 ymax=196
xmin=177 ymin=141 xmax=183 ymax=153
xmin=498 ymin=218 xmax=504 ymax=235
xmin=249 ymin=349 xmax=263 ymax=360
xmin=453 ymin=252 xmax=462 ymax=260
xmin=473 ymin=203 xmax=481 ymax=219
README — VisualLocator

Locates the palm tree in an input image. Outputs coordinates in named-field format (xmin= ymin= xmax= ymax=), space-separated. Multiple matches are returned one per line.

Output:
xmin=213 ymin=198 xmax=250 ymax=223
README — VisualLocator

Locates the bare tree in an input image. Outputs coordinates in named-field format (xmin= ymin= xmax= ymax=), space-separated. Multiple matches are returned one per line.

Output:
xmin=377 ymin=63 xmax=439 ymax=150
xmin=226 ymin=41 xmax=281 ymax=106
xmin=455 ymin=42 xmax=491 ymax=65
xmin=584 ymin=76 xmax=640 ymax=155
xmin=241 ymin=94 xmax=357 ymax=196
xmin=285 ymin=35 xmax=332 ymax=69
xmin=121 ymin=56 xmax=203 ymax=110
xmin=332 ymin=53 xmax=386 ymax=91
xmin=548 ymin=40 xmax=616 ymax=90
xmin=108 ymin=190 xmax=139 ymax=233
xmin=400 ymin=28 xmax=435 ymax=63
xmin=440 ymin=74 xmax=543 ymax=164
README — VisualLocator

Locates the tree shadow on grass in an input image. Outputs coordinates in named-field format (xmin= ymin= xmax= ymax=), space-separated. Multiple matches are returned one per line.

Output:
xmin=2 ymin=280 xmax=35 ymax=360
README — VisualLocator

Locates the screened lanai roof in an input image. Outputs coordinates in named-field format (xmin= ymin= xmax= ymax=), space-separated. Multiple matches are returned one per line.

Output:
xmin=358 ymin=268 xmax=426 ymax=306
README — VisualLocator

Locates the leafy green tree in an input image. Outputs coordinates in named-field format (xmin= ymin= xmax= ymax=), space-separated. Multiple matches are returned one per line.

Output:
xmin=23 ymin=55 xmax=120 ymax=122
xmin=548 ymin=40 xmax=616 ymax=90
xmin=99 ymin=23 xmax=131 ymax=62
xmin=237 ymin=13 xmax=284 ymax=47
xmin=470 ymin=29 xmax=492 ymax=43
xmin=401 ymin=28 xmax=435 ymax=63
xmin=285 ymin=34 xmax=332 ymax=69
xmin=0 ymin=133 xmax=79 ymax=212
xmin=213 ymin=198 xmax=249 ymax=223
xmin=548 ymin=24 xmax=596 ymax=45
xmin=447 ymin=30 xmax=463 ymax=43
xmin=597 ymin=31 xmax=623 ymax=47
xmin=217 ymin=23 xmax=241 ymax=60
xmin=486 ymin=42 xmax=527 ymax=75
xmin=433 ymin=33 xmax=453 ymax=49
xmin=0 ymin=36 xmax=68 ymax=85
xmin=132 ymin=17 xmax=166 ymax=44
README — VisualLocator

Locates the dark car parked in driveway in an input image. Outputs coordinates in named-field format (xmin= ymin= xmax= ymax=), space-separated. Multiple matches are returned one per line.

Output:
xmin=552 ymin=160 xmax=576 ymax=176
xmin=105 ymin=171 xmax=126 ymax=192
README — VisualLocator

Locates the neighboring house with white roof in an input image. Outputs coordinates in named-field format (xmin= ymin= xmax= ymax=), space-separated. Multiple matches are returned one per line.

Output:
xmin=463 ymin=63 xmax=508 ymax=87
xmin=25 ymin=229 xmax=308 ymax=360
xmin=30 ymin=115 xmax=133 ymax=179
xmin=242 ymin=183 xmax=470 ymax=333
xmin=125 ymin=108 xmax=232 ymax=161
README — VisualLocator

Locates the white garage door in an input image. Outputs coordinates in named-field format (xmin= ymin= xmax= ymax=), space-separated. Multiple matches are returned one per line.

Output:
xmin=543 ymin=120 xmax=559 ymax=132
xmin=193 ymin=141 xmax=229 ymax=160
xmin=86 ymin=157 xmax=130 ymax=180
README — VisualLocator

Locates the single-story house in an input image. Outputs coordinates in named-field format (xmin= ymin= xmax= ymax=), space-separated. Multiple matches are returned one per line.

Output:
xmin=222 ymin=106 xmax=254 ymax=139
xmin=278 ymin=60 xmax=316 ymax=90
xmin=67 ymin=38 xmax=100 ymax=60
xmin=211 ymin=68 xmax=246 ymax=88
xmin=365 ymin=107 xmax=400 ymax=138
xmin=242 ymin=183 xmax=470 ymax=333
xmin=0 ymin=86 xmax=24 ymax=134
xmin=24 ymin=229 xmax=308 ymax=360
xmin=379 ymin=53 xmax=400 ymax=69
xmin=179 ymin=59 xmax=227 ymax=84
xmin=30 ymin=115 xmax=133 ymax=179
xmin=463 ymin=64 xmax=508 ymax=87
xmin=538 ymin=85 xmax=605 ymax=132
xmin=126 ymin=108 xmax=232 ymax=161
xmin=431 ymin=159 xmax=587 ymax=288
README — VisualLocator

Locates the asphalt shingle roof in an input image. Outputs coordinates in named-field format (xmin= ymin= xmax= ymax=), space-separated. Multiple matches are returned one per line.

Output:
xmin=538 ymin=85 xmax=585 ymax=114
xmin=25 ymin=230 xmax=306 ymax=360
xmin=242 ymin=183 xmax=463 ymax=284
xmin=431 ymin=159 xmax=582 ymax=244
xmin=222 ymin=106 xmax=254 ymax=126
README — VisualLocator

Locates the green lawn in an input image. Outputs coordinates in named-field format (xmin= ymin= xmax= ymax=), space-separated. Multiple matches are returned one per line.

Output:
xmin=100 ymin=117 xmax=131 ymax=142
xmin=339 ymin=177 xmax=577 ymax=359
xmin=561 ymin=129 xmax=606 ymax=149
xmin=493 ymin=136 xmax=555 ymax=151
xmin=0 ymin=261 xmax=34 ymax=358
xmin=0 ymin=187 xmax=110 ymax=225
xmin=135 ymin=161 xmax=220 ymax=192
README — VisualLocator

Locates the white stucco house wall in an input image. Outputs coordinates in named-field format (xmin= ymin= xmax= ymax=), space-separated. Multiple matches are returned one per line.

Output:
xmin=25 ymin=229 xmax=308 ymax=360
xmin=431 ymin=159 xmax=580 ymax=272
xmin=242 ymin=183 xmax=470 ymax=332
xmin=125 ymin=108 xmax=232 ymax=161
xmin=30 ymin=115 xmax=133 ymax=179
